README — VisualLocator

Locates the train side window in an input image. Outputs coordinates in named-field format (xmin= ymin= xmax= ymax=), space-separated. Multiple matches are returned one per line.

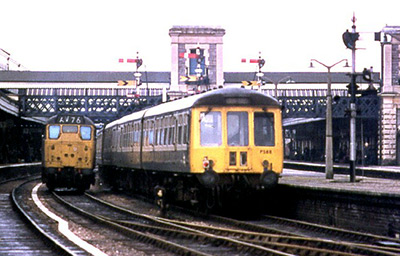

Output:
xmin=48 ymin=125 xmax=60 ymax=139
xmin=177 ymin=115 xmax=182 ymax=145
xmin=183 ymin=114 xmax=189 ymax=144
xmin=162 ymin=117 xmax=168 ymax=145
xmin=156 ymin=119 xmax=161 ymax=145
xmin=254 ymin=112 xmax=275 ymax=146
xmin=130 ymin=123 xmax=134 ymax=147
xmin=169 ymin=126 xmax=174 ymax=145
xmin=174 ymin=119 xmax=178 ymax=145
xmin=133 ymin=124 xmax=137 ymax=145
xmin=122 ymin=125 xmax=126 ymax=148
xmin=200 ymin=111 xmax=221 ymax=146
xmin=80 ymin=126 xmax=92 ymax=140
xmin=149 ymin=121 xmax=154 ymax=145
xmin=154 ymin=128 xmax=158 ymax=145
xmin=135 ymin=123 xmax=140 ymax=145
xmin=163 ymin=127 xmax=168 ymax=145
xmin=183 ymin=124 xmax=188 ymax=144
xmin=159 ymin=128 xmax=164 ymax=145
xmin=178 ymin=126 xmax=183 ymax=144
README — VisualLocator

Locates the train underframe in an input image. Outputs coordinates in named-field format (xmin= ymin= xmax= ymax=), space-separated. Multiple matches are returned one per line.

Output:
xmin=99 ymin=166 xmax=279 ymax=211
xmin=42 ymin=167 xmax=95 ymax=193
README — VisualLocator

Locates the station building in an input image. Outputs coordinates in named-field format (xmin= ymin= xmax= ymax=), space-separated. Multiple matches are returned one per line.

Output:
xmin=379 ymin=26 xmax=400 ymax=164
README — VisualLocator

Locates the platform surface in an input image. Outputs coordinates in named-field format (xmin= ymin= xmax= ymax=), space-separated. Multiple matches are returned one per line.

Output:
xmin=280 ymin=168 xmax=400 ymax=197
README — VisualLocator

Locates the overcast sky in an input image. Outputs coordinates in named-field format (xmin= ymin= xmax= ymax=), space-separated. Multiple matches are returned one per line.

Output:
xmin=1 ymin=0 xmax=399 ymax=73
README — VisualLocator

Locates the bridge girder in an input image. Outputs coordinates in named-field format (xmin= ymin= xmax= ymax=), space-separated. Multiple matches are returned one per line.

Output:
xmin=19 ymin=93 xmax=162 ymax=123
xmin=280 ymin=94 xmax=379 ymax=119
xmin=1 ymin=87 xmax=380 ymax=124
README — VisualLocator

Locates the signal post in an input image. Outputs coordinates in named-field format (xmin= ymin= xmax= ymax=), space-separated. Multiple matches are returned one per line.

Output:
xmin=342 ymin=15 xmax=377 ymax=182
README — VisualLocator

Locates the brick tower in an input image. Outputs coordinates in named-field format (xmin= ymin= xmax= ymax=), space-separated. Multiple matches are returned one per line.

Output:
xmin=169 ymin=26 xmax=225 ymax=93
xmin=380 ymin=26 xmax=400 ymax=164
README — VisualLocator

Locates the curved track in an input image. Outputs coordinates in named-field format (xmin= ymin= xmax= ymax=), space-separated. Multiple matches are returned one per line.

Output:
xmin=11 ymin=179 xmax=91 ymax=255
xmin=2 ymin=177 xmax=63 ymax=255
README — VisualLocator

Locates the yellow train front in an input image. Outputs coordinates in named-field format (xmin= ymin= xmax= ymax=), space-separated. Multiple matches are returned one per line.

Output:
xmin=190 ymin=94 xmax=283 ymax=190
xmin=98 ymin=88 xmax=283 ymax=207
xmin=42 ymin=114 xmax=96 ymax=192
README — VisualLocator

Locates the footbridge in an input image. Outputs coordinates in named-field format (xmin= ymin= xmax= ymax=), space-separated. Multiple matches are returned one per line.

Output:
xmin=0 ymin=71 xmax=380 ymax=124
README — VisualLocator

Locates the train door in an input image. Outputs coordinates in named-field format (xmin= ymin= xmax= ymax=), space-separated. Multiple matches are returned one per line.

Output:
xmin=226 ymin=111 xmax=251 ymax=172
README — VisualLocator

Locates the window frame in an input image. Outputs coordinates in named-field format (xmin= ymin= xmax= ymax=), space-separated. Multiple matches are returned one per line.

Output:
xmin=254 ymin=112 xmax=275 ymax=146
xmin=200 ymin=111 xmax=222 ymax=147
xmin=227 ymin=111 xmax=249 ymax=147
xmin=48 ymin=125 xmax=61 ymax=139
xmin=80 ymin=126 xmax=92 ymax=140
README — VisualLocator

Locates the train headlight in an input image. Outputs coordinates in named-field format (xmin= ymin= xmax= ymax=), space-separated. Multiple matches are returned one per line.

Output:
xmin=203 ymin=156 xmax=210 ymax=170
xmin=262 ymin=160 xmax=269 ymax=168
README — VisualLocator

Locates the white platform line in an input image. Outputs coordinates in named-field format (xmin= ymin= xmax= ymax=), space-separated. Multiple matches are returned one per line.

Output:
xmin=32 ymin=183 xmax=108 ymax=256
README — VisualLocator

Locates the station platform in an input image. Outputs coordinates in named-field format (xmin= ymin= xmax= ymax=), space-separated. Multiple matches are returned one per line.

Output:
xmin=281 ymin=163 xmax=400 ymax=198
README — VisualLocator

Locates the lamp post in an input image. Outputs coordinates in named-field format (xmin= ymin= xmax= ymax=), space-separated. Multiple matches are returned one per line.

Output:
xmin=263 ymin=76 xmax=295 ymax=98
xmin=310 ymin=58 xmax=349 ymax=179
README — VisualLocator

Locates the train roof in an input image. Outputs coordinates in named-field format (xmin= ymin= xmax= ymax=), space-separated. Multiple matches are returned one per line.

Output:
xmin=46 ymin=114 xmax=95 ymax=125
xmin=144 ymin=87 xmax=280 ymax=117
xmin=105 ymin=109 xmax=147 ymax=129
xmin=105 ymin=88 xmax=280 ymax=129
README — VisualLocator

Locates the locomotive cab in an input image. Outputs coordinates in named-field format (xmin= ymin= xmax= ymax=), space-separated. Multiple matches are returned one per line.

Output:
xmin=42 ymin=115 xmax=96 ymax=192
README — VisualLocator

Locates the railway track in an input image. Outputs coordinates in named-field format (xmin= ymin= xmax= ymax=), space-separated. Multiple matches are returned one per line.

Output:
xmin=5 ymin=177 xmax=67 ymax=255
xmin=53 ymin=191 xmax=291 ymax=255
xmin=196 ymin=213 xmax=400 ymax=255
xmin=11 ymin=178 xmax=91 ymax=255
xmin=13 ymin=178 xmax=400 ymax=255
xmin=55 ymin=189 xmax=400 ymax=255
xmin=258 ymin=214 xmax=400 ymax=246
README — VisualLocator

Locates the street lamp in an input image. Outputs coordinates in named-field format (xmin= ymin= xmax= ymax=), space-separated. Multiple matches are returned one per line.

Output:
xmin=310 ymin=58 xmax=349 ymax=179
xmin=263 ymin=76 xmax=295 ymax=98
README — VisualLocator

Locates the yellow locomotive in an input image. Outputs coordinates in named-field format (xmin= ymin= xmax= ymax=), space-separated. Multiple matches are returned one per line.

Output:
xmin=98 ymin=88 xmax=283 ymax=206
xmin=42 ymin=114 xmax=96 ymax=192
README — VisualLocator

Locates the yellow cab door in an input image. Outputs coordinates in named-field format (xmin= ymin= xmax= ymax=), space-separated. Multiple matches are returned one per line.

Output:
xmin=190 ymin=108 xmax=225 ymax=173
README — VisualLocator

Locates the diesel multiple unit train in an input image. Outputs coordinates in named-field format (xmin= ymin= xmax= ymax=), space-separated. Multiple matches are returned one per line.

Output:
xmin=42 ymin=114 xmax=96 ymax=192
xmin=97 ymin=87 xmax=283 ymax=206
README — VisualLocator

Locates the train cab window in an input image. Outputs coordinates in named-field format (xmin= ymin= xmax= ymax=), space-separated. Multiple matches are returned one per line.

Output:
xmin=48 ymin=125 xmax=60 ymax=139
xmin=227 ymin=112 xmax=248 ymax=146
xmin=81 ymin=126 xmax=92 ymax=140
xmin=254 ymin=112 xmax=275 ymax=146
xmin=200 ymin=111 xmax=222 ymax=146
xmin=80 ymin=126 xmax=92 ymax=140
xmin=62 ymin=125 xmax=78 ymax=133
